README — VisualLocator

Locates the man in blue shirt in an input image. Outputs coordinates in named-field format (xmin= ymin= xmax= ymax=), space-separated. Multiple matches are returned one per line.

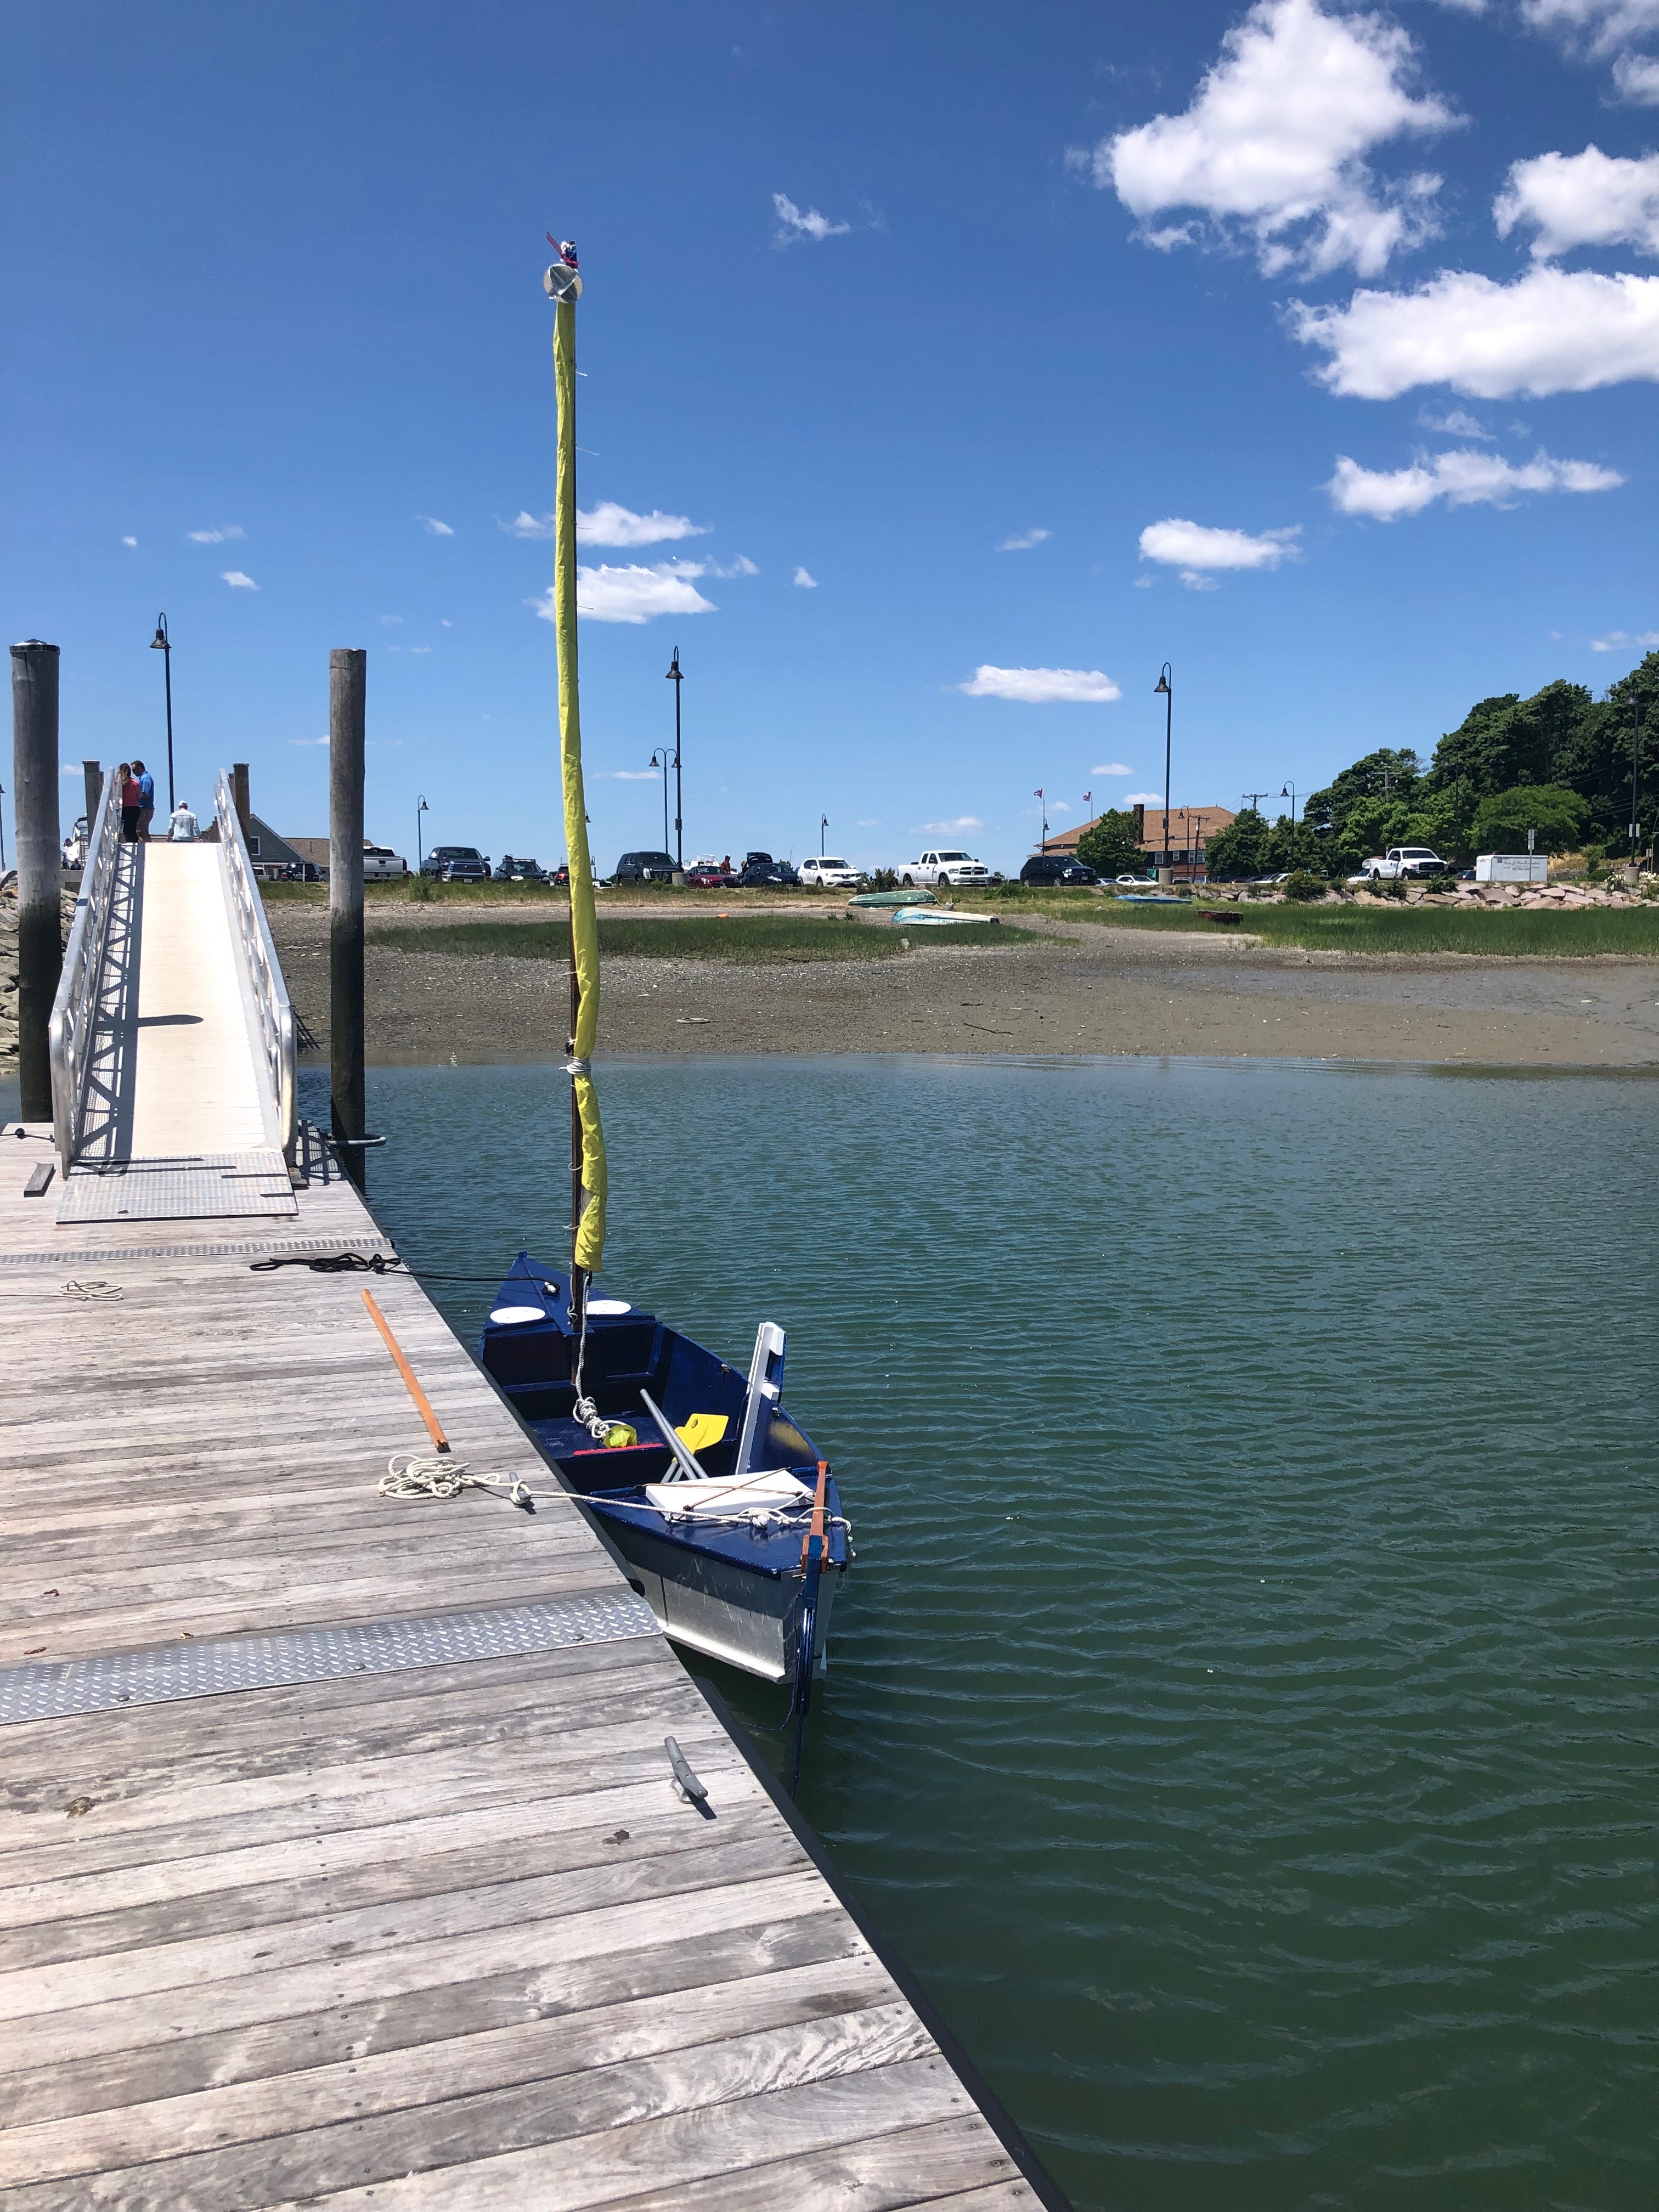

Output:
xmin=132 ymin=759 xmax=156 ymax=842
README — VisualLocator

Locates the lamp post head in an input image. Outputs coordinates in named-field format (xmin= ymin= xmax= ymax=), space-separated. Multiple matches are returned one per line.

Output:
xmin=150 ymin=617 xmax=169 ymax=652
xmin=1154 ymin=672 xmax=1170 ymax=696
xmin=665 ymin=647 xmax=681 ymax=681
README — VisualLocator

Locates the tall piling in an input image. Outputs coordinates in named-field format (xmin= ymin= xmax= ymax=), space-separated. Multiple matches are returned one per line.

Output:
xmin=82 ymin=760 xmax=103 ymax=842
xmin=232 ymin=762 xmax=252 ymax=845
xmin=11 ymin=641 xmax=61 ymax=1124
xmin=329 ymin=649 xmax=367 ymax=1191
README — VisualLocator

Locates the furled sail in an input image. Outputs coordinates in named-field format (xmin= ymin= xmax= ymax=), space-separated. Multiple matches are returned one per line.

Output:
xmin=546 ymin=245 xmax=606 ymax=1276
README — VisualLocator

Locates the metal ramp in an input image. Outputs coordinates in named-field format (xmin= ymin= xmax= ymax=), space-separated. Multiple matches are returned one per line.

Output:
xmin=48 ymin=774 xmax=298 ymax=1224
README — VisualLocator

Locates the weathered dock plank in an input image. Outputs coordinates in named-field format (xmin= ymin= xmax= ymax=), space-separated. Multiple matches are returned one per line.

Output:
xmin=0 ymin=1122 xmax=1059 ymax=2209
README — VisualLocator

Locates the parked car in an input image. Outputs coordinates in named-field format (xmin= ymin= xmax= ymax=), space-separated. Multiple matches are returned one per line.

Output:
xmin=550 ymin=862 xmax=571 ymax=887
xmin=685 ymin=857 xmax=738 ymax=888
xmin=421 ymin=844 xmax=490 ymax=882
xmin=494 ymin=854 xmax=547 ymax=881
xmin=798 ymin=855 xmax=863 ymax=889
xmin=364 ymin=843 xmax=409 ymax=882
xmin=612 ymin=849 xmax=678 ymax=884
xmin=1020 ymin=854 xmax=1098 ymax=887
xmin=1361 ymin=845 xmax=1447 ymax=881
xmin=897 ymin=847 xmax=991 ymax=888
xmin=1113 ymin=872 xmax=1158 ymax=887
xmin=739 ymin=854 xmax=799 ymax=888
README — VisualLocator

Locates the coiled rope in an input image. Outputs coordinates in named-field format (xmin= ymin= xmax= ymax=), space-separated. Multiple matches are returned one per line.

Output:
xmin=378 ymin=1452 xmax=533 ymax=1508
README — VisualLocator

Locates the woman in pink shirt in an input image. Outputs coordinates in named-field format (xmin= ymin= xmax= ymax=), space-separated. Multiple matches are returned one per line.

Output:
xmin=119 ymin=764 xmax=140 ymax=842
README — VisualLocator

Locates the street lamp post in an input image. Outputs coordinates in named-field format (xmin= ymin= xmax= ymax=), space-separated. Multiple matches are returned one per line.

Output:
xmin=149 ymin=614 xmax=176 ymax=813
xmin=416 ymin=793 xmax=429 ymax=873
xmin=820 ymin=812 xmax=829 ymax=855
xmin=1034 ymin=788 xmax=1048 ymax=850
xmin=1281 ymin=781 xmax=1299 ymax=870
xmin=665 ymin=647 xmax=684 ymax=867
xmin=649 ymin=750 xmax=672 ymax=855
xmin=1154 ymin=664 xmax=1172 ymax=879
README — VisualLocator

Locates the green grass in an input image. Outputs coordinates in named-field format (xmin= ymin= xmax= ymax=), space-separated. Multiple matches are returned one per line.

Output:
xmin=962 ymin=896 xmax=1659 ymax=956
xmin=370 ymin=915 xmax=897 ymax=962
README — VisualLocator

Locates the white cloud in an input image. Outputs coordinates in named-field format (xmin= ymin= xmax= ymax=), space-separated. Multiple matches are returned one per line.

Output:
xmin=1496 ymin=146 xmax=1659 ymax=258
xmin=1592 ymin=626 xmax=1659 ymax=649
xmin=959 ymin=665 xmax=1122 ymax=703
xmin=290 ymin=735 xmax=329 ymax=747
xmin=1294 ymin=265 xmax=1659 ymax=396
xmin=222 ymin=569 xmax=258 ymax=590
xmin=578 ymin=501 xmax=707 ymax=547
xmin=922 ymin=817 xmax=985 ymax=832
xmin=772 ymin=191 xmax=851 ymax=244
xmin=1139 ymin=519 xmax=1301 ymax=583
xmin=1521 ymin=0 xmax=1659 ymax=57
xmin=1125 ymin=791 xmax=1167 ymax=805
xmin=857 ymin=817 xmax=879 ymax=827
xmin=1328 ymin=444 xmax=1624 ymax=518
xmin=121 ymin=535 xmax=137 ymax=547
xmin=1418 ymin=405 xmax=1492 ymax=438
xmin=416 ymin=515 xmax=454 ymax=537
xmin=189 ymin=525 xmax=244 ymax=544
xmin=997 ymin=528 xmax=1051 ymax=551
xmin=531 ymin=561 xmax=717 ymax=626
xmin=1084 ymin=0 xmax=1457 ymax=278
xmin=502 ymin=511 xmax=555 ymax=539
xmin=709 ymin=555 xmax=759 ymax=578
xmin=380 ymin=614 xmax=402 ymax=627
xmin=601 ymin=768 xmax=661 ymax=779
xmin=409 ymin=645 xmax=432 ymax=654
xmin=440 ymin=618 xmax=452 ymax=628
xmin=1093 ymin=761 xmax=1135 ymax=775
xmin=793 ymin=566 xmax=819 ymax=588
xmin=1613 ymin=50 xmax=1659 ymax=97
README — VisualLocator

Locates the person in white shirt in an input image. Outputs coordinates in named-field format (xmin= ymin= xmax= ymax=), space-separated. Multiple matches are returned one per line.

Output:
xmin=168 ymin=800 xmax=200 ymax=842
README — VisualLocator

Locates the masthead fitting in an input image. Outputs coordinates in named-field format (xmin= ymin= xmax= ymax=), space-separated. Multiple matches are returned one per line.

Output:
xmin=544 ymin=262 xmax=583 ymax=303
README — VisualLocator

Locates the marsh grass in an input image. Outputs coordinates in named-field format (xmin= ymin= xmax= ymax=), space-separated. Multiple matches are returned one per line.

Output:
xmin=370 ymin=915 xmax=942 ymax=961
xmin=960 ymin=896 xmax=1659 ymax=956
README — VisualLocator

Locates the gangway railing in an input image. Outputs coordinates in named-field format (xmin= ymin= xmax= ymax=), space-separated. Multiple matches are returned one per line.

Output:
xmin=47 ymin=768 xmax=122 ymax=1167
xmin=216 ymin=770 xmax=297 ymax=1160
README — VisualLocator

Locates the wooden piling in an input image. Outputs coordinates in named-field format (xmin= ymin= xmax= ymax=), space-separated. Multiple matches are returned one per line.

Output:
xmin=10 ymin=640 xmax=61 ymax=1121
xmin=329 ymin=647 xmax=367 ymax=1190
xmin=232 ymin=760 xmax=252 ymax=844
xmin=81 ymin=759 xmax=102 ymax=841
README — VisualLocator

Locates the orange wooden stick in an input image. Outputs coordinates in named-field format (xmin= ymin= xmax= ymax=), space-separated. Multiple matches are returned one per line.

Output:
xmin=362 ymin=1288 xmax=450 ymax=1454
xmin=800 ymin=1459 xmax=829 ymax=1568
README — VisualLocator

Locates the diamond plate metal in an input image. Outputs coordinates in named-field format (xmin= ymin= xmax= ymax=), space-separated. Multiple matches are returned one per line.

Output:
xmin=57 ymin=1151 xmax=298 ymax=1226
xmin=0 ymin=1237 xmax=397 ymax=1268
xmin=0 ymin=1592 xmax=660 ymax=1727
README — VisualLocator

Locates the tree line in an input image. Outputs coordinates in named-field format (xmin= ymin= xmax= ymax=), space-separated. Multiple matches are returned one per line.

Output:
xmin=1198 ymin=648 xmax=1658 ymax=882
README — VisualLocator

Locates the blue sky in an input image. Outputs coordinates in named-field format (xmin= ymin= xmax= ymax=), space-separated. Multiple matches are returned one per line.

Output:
xmin=4 ymin=0 xmax=1657 ymax=873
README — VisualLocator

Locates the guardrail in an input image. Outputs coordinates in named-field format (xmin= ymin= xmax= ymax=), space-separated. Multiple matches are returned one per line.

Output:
xmin=47 ymin=768 xmax=122 ymax=1167
xmin=216 ymin=771 xmax=297 ymax=1159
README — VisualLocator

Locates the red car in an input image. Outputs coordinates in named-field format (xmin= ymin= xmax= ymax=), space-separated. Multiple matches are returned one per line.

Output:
xmin=685 ymin=858 xmax=738 ymax=888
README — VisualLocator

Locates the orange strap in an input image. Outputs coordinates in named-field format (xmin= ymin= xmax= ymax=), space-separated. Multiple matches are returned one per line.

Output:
xmin=800 ymin=1459 xmax=829 ymax=1568
xmin=362 ymin=1289 xmax=450 ymax=1454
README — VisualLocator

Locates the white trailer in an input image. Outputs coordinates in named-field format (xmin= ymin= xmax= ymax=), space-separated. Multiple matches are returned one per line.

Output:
xmin=1474 ymin=853 xmax=1548 ymax=884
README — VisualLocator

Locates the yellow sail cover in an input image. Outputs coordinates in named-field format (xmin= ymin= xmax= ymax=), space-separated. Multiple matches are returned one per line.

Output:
xmin=551 ymin=290 xmax=607 ymax=1272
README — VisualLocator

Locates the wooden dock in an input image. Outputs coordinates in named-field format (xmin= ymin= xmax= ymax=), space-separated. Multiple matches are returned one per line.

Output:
xmin=0 ymin=1119 xmax=1063 ymax=2208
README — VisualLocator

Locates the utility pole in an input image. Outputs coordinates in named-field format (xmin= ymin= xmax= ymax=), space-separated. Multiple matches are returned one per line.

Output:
xmin=1154 ymin=665 xmax=1172 ymax=883
xmin=665 ymin=647 xmax=684 ymax=867
xmin=1243 ymin=790 xmax=1267 ymax=814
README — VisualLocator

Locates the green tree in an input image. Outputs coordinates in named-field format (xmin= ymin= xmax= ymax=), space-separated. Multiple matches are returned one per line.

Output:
xmin=1203 ymin=808 xmax=1272 ymax=879
xmin=1305 ymin=748 xmax=1421 ymax=847
xmin=1470 ymin=783 xmax=1588 ymax=853
xmin=1075 ymin=809 xmax=1143 ymax=876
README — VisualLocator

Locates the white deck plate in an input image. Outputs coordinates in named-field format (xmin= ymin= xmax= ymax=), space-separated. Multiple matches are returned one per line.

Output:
xmin=55 ymin=1150 xmax=298 ymax=1224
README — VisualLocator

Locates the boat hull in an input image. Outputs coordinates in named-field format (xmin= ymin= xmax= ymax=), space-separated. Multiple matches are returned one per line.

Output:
xmin=595 ymin=1512 xmax=840 ymax=1682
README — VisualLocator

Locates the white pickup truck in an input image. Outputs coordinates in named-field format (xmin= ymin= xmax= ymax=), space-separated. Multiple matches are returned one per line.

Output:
xmin=898 ymin=847 xmax=992 ymax=888
xmin=1361 ymin=845 xmax=1448 ymax=882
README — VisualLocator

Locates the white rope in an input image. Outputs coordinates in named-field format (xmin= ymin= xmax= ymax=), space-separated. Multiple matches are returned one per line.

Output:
xmin=378 ymin=1451 xmax=533 ymax=1508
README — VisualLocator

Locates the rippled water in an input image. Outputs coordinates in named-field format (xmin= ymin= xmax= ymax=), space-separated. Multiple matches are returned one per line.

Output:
xmin=329 ymin=1055 xmax=1658 ymax=2209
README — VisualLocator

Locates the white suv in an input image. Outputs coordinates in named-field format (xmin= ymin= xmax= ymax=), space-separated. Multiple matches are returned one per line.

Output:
xmin=798 ymin=855 xmax=862 ymax=889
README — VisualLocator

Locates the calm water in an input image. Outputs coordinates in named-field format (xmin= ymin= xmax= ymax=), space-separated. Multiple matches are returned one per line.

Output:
xmin=255 ymin=1063 xmax=1659 ymax=2201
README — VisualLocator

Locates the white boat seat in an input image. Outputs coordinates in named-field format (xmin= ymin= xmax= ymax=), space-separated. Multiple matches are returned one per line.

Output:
xmin=644 ymin=1470 xmax=810 ymax=1516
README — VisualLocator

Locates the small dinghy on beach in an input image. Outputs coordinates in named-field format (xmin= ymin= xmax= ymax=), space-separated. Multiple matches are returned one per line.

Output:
xmin=475 ymin=244 xmax=850 ymax=1762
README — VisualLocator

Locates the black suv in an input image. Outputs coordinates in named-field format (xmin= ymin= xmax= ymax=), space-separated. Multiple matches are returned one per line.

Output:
xmin=422 ymin=845 xmax=490 ymax=882
xmin=494 ymin=855 xmax=546 ymax=881
xmin=739 ymin=852 xmax=799 ymax=888
xmin=612 ymin=850 xmax=678 ymax=883
xmin=1020 ymin=854 xmax=1098 ymax=887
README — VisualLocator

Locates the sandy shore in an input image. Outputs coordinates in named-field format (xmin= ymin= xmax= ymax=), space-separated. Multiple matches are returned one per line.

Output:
xmin=263 ymin=902 xmax=1659 ymax=1069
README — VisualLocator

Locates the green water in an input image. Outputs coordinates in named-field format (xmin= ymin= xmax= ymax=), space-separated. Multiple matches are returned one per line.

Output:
xmin=337 ymin=1059 xmax=1658 ymax=2205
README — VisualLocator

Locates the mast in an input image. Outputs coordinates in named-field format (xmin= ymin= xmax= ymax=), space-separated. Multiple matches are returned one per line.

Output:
xmin=546 ymin=241 xmax=607 ymax=1323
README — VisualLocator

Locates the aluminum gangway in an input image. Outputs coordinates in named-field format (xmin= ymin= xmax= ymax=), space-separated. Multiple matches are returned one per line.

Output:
xmin=46 ymin=771 xmax=298 ymax=1226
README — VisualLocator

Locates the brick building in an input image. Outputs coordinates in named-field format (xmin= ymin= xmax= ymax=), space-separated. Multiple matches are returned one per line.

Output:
xmin=1042 ymin=803 xmax=1235 ymax=883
